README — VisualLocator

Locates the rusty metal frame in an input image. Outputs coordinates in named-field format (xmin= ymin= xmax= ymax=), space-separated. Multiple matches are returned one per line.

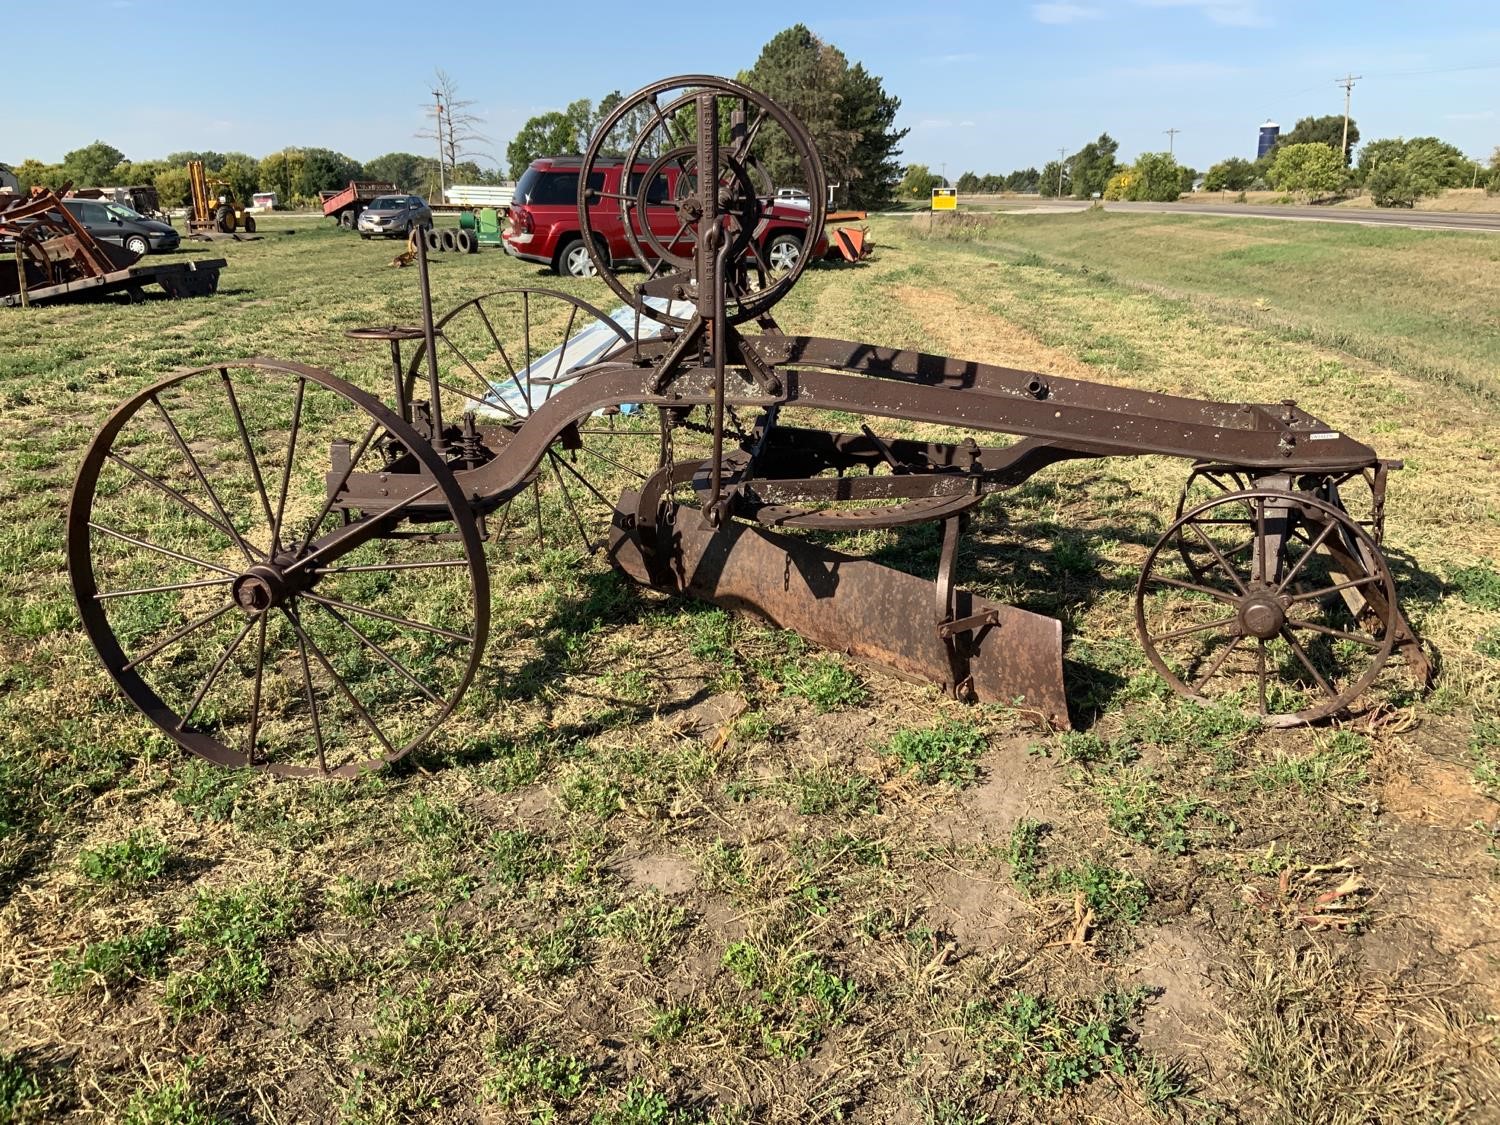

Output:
xmin=68 ymin=72 xmax=1432 ymax=778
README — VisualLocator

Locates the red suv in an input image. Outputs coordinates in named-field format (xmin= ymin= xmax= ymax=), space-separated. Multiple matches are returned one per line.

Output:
xmin=504 ymin=155 xmax=826 ymax=278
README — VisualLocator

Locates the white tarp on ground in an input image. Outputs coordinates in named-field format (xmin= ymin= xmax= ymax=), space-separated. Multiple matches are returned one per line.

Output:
xmin=480 ymin=297 xmax=695 ymax=419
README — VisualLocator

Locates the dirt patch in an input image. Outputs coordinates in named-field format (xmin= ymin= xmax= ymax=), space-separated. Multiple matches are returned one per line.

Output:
xmin=1362 ymin=826 xmax=1500 ymax=1008
xmin=928 ymin=741 xmax=1063 ymax=847
xmin=615 ymin=849 xmax=697 ymax=895
xmin=891 ymin=283 xmax=1100 ymax=380
xmin=918 ymin=866 xmax=1027 ymax=953
xmin=1380 ymin=759 xmax=1497 ymax=829
xmin=1127 ymin=922 xmax=1231 ymax=1053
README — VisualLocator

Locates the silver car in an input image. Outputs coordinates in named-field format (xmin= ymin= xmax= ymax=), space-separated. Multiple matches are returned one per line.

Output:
xmin=357 ymin=195 xmax=432 ymax=239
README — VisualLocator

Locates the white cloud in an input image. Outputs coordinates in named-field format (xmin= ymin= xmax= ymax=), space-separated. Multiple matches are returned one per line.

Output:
xmin=1133 ymin=0 xmax=1269 ymax=28
xmin=1032 ymin=3 xmax=1104 ymax=25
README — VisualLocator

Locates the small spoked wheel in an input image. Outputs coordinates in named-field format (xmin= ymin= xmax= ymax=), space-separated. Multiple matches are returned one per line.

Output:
xmin=68 ymin=360 xmax=488 ymax=777
xmin=1136 ymin=488 xmax=1400 ymax=726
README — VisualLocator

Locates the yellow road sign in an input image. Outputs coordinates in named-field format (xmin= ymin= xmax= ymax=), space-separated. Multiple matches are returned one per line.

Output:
xmin=931 ymin=188 xmax=957 ymax=211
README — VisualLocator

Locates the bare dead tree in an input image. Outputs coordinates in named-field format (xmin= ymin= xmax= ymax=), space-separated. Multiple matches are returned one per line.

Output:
xmin=415 ymin=69 xmax=493 ymax=197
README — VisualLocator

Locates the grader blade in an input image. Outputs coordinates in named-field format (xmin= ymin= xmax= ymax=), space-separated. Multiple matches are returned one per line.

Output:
xmin=609 ymin=499 xmax=1070 ymax=728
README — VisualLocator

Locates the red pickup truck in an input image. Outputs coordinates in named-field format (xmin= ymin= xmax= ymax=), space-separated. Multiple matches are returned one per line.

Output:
xmin=504 ymin=155 xmax=826 ymax=277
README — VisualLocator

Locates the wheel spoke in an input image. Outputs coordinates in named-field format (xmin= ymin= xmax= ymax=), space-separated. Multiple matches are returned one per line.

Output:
xmin=1188 ymin=520 xmax=1248 ymax=595
xmin=553 ymin=449 xmax=618 ymax=509
xmin=271 ymin=377 xmax=305 ymax=554
xmin=438 ymin=334 xmax=521 ymax=417
xmin=287 ymin=608 xmax=328 ymax=775
xmin=577 ymin=443 xmax=649 ymax=481
xmin=471 ymin=302 xmax=529 ymax=404
xmin=105 ymin=452 xmax=247 ymax=551
xmin=521 ymin=291 xmax=534 ymax=412
xmin=220 ymin=369 xmax=276 ymax=537
xmin=301 ymin=592 xmax=471 ymax=643
xmin=96 ymin=576 xmax=234 ymax=600
xmin=1195 ymin=635 xmax=1242 ymax=690
xmin=1256 ymin=639 xmax=1268 ymax=715
xmin=310 ymin=599 xmax=444 ymax=705
xmin=89 ymin=522 xmax=240 ymax=577
xmin=549 ymin=304 xmax=581 ymax=390
xmin=178 ymin=614 xmax=259 ymax=729
xmin=285 ymin=483 xmax=440 ymax=576
xmin=150 ymin=395 xmax=260 ymax=565
xmin=1145 ymin=574 xmax=1240 ymax=603
xmin=1276 ymin=519 xmax=1337 ymax=594
xmin=285 ymin=605 xmax=396 ymax=759
xmin=1285 ymin=619 xmax=1383 ymax=650
xmin=317 ymin=559 xmax=469 ymax=575
xmin=547 ymin=451 xmax=596 ymax=554
xmin=1149 ymin=614 xmax=1237 ymax=644
xmin=1288 ymin=574 xmax=1379 ymax=604
xmin=246 ymin=613 xmax=267 ymax=763
xmin=121 ymin=601 xmax=237 ymax=672
xmin=1281 ymin=628 xmax=1340 ymax=699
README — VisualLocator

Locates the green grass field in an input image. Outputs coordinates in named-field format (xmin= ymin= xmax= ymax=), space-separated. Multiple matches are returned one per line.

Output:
xmin=1 ymin=212 xmax=1498 ymax=1122
xmin=910 ymin=208 xmax=1500 ymax=399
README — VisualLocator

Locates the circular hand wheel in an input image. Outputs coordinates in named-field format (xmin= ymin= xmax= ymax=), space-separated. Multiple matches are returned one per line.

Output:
xmin=577 ymin=74 xmax=827 ymax=328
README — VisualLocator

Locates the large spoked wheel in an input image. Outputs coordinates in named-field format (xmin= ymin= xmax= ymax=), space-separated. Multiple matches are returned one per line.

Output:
xmin=1136 ymin=489 xmax=1400 ymax=726
xmin=69 ymin=360 xmax=489 ymax=778
xmin=406 ymin=288 xmax=714 ymax=556
xmin=578 ymin=74 xmax=827 ymax=328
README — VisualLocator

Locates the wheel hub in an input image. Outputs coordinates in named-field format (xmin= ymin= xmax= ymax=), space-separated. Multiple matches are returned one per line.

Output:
xmin=1238 ymin=590 xmax=1286 ymax=640
xmin=232 ymin=563 xmax=307 ymax=615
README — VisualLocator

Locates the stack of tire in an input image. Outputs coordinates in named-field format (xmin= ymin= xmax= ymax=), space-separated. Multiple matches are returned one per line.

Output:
xmin=425 ymin=227 xmax=477 ymax=254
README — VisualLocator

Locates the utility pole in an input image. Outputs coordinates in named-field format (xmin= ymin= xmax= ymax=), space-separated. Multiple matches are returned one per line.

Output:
xmin=1164 ymin=127 xmax=1180 ymax=156
xmin=1335 ymin=73 xmax=1361 ymax=163
xmin=1057 ymin=147 xmax=1066 ymax=196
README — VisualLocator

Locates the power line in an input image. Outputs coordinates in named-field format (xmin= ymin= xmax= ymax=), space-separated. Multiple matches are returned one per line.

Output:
xmin=1163 ymin=127 xmax=1180 ymax=155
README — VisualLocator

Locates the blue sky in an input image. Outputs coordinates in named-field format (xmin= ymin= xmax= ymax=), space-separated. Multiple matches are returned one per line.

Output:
xmin=8 ymin=0 xmax=1498 ymax=176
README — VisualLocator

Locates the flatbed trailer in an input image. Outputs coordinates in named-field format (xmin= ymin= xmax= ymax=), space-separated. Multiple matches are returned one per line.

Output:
xmin=3 ymin=256 xmax=225 ymax=307
xmin=321 ymin=181 xmax=398 ymax=229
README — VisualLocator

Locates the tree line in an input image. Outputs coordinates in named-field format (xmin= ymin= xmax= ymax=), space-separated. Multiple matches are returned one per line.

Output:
xmin=10 ymin=143 xmax=504 ymax=209
xmin=910 ymin=114 xmax=1498 ymax=209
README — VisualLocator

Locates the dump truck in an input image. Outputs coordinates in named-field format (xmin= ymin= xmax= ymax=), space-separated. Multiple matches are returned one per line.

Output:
xmin=187 ymin=161 xmax=255 ymax=234
xmin=321 ymin=180 xmax=398 ymax=230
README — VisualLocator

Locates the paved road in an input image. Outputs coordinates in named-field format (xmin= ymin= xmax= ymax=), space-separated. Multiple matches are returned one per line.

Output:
xmin=986 ymin=198 xmax=1500 ymax=234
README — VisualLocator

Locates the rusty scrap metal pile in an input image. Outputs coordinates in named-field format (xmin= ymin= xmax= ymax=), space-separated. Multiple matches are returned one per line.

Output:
xmin=2 ymin=187 xmax=223 ymax=306
xmin=67 ymin=75 xmax=1431 ymax=778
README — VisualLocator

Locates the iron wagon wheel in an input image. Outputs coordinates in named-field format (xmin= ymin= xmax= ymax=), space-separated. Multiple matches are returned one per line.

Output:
xmin=403 ymin=287 xmax=714 ymax=556
xmin=1135 ymin=488 xmax=1399 ymax=726
xmin=68 ymin=359 xmax=489 ymax=778
xmin=577 ymin=74 xmax=827 ymax=328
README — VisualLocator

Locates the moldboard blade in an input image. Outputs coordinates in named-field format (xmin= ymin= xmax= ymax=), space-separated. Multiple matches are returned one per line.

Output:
xmin=609 ymin=499 xmax=1069 ymax=728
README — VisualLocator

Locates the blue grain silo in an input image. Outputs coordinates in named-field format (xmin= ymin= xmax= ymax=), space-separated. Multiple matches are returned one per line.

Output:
xmin=1257 ymin=120 xmax=1280 ymax=160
